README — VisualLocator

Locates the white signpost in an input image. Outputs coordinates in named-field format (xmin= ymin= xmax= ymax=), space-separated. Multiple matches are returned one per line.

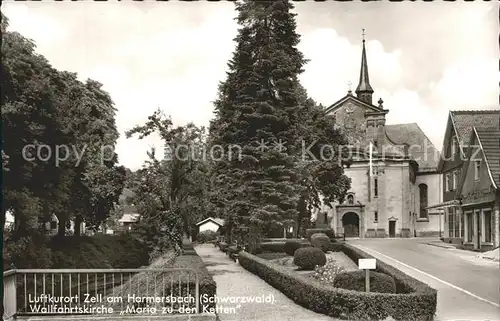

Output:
xmin=358 ymin=258 xmax=376 ymax=292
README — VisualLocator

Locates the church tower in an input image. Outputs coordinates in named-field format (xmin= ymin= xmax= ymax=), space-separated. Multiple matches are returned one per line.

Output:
xmin=355 ymin=30 xmax=374 ymax=105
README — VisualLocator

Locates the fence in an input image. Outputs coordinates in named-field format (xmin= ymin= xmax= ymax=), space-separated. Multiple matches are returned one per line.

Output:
xmin=3 ymin=268 xmax=199 ymax=320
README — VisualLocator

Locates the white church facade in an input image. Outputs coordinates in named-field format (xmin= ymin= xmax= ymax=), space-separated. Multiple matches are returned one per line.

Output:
xmin=315 ymin=37 xmax=443 ymax=238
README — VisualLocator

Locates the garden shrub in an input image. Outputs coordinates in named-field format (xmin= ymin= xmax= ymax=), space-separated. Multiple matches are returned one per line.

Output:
xmin=260 ymin=241 xmax=285 ymax=253
xmin=219 ymin=242 xmax=229 ymax=252
xmin=284 ymin=239 xmax=311 ymax=256
xmin=333 ymin=270 xmax=396 ymax=294
xmin=310 ymin=233 xmax=331 ymax=252
xmin=239 ymin=250 xmax=437 ymax=321
xmin=48 ymin=234 xmax=149 ymax=269
xmin=169 ymin=253 xmax=216 ymax=311
xmin=182 ymin=239 xmax=195 ymax=251
xmin=4 ymin=235 xmax=53 ymax=269
xmin=256 ymin=252 xmax=289 ymax=260
xmin=197 ymin=230 xmax=219 ymax=243
xmin=328 ymin=242 xmax=343 ymax=252
xmin=182 ymin=249 xmax=198 ymax=256
xmin=312 ymin=257 xmax=346 ymax=285
xmin=340 ymin=243 xmax=434 ymax=295
xmin=305 ymin=228 xmax=335 ymax=240
xmin=251 ymin=246 xmax=263 ymax=255
xmin=293 ymin=247 xmax=326 ymax=270
xmin=228 ymin=246 xmax=241 ymax=261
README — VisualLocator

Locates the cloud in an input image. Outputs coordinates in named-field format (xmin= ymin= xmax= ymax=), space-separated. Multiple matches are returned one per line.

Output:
xmin=430 ymin=58 xmax=498 ymax=109
xmin=2 ymin=4 xmax=69 ymax=49
xmin=299 ymin=28 xmax=404 ymax=106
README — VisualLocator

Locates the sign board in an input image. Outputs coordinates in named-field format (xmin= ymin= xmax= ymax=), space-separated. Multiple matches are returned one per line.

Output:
xmin=358 ymin=258 xmax=376 ymax=270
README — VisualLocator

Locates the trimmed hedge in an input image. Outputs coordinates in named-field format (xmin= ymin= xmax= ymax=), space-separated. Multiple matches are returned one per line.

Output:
xmin=284 ymin=240 xmax=312 ymax=256
xmin=49 ymin=234 xmax=149 ymax=269
xmin=293 ymin=247 xmax=326 ymax=270
xmin=256 ymin=252 xmax=289 ymax=260
xmin=328 ymin=242 xmax=343 ymax=252
xmin=239 ymin=245 xmax=437 ymax=321
xmin=182 ymin=249 xmax=198 ymax=256
xmin=219 ymin=242 xmax=229 ymax=252
xmin=305 ymin=228 xmax=335 ymax=240
xmin=310 ymin=233 xmax=331 ymax=252
xmin=340 ymin=243 xmax=436 ymax=296
xmin=171 ymin=254 xmax=216 ymax=311
xmin=228 ymin=246 xmax=241 ymax=261
xmin=260 ymin=241 xmax=285 ymax=253
xmin=334 ymin=270 xmax=396 ymax=294
xmin=260 ymin=238 xmax=310 ymax=253
xmin=182 ymin=238 xmax=195 ymax=249
xmin=197 ymin=230 xmax=219 ymax=243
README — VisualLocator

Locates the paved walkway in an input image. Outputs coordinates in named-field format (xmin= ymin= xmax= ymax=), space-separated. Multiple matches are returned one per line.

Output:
xmin=195 ymin=244 xmax=336 ymax=321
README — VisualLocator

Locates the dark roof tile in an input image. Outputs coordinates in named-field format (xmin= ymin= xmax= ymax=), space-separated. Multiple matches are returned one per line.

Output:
xmin=385 ymin=123 xmax=440 ymax=171
xmin=475 ymin=128 xmax=500 ymax=187
xmin=450 ymin=110 xmax=500 ymax=147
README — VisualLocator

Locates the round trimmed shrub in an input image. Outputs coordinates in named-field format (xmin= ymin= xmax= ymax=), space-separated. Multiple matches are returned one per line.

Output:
xmin=284 ymin=240 xmax=311 ymax=256
xmin=310 ymin=233 xmax=331 ymax=252
xmin=306 ymin=228 xmax=335 ymax=240
xmin=293 ymin=247 xmax=326 ymax=270
xmin=333 ymin=270 xmax=397 ymax=293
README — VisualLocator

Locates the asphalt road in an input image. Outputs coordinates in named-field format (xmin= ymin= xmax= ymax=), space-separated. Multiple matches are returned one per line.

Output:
xmin=348 ymin=238 xmax=500 ymax=321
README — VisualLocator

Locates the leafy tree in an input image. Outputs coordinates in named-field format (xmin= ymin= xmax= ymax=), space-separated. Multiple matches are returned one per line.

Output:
xmin=2 ymin=14 xmax=124 ymax=242
xmin=2 ymin=23 xmax=70 ymax=239
xmin=126 ymin=110 xmax=209 ymax=258
xmin=295 ymin=98 xmax=352 ymax=235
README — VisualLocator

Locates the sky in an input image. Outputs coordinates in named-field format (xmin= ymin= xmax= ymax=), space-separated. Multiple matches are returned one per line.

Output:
xmin=3 ymin=1 xmax=498 ymax=171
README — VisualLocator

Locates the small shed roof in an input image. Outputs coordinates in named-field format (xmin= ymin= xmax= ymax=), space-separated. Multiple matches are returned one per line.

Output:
xmin=118 ymin=213 xmax=140 ymax=223
xmin=196 ymin=217 xmax=225 ymax=227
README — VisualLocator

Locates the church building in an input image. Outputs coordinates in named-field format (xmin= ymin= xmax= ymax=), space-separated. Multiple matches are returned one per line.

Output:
xmin=315 ymin=35 xmax=442 ymax=238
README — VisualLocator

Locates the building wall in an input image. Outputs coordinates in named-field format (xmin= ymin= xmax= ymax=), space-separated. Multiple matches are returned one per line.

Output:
xmin=199 ymin=221 xmax=221 ymax=233
xmin=461 ymin=151 xmax=495 ymax=198
xmin=329 ymin=161 xmax=416 ymax=238
xmin=415 ymin=173 xmax=443 ymax=237
xmin=380 ymin=164 xmax=407 ymax=236
xmin=460 ymin=147 xmax=498 ymax=250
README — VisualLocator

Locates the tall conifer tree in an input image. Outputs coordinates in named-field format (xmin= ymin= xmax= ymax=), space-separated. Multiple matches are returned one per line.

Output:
xmin=209 ymin=0 xmax=351 ymax=246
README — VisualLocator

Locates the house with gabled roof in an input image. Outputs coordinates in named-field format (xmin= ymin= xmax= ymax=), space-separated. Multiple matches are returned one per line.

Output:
xmin=196 ymin=217 xmax=225 ymax=232
xmin=427 ymin=110 xmax=500 ymax=246
xmin=456 ymin=127 xmax=500 ymax=250
xmin=316 ymin=34 xmax=442 ymax=238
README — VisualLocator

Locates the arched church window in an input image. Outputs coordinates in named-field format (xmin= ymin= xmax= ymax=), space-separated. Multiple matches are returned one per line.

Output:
xmin=347 ymin=194 xmax=354 ymax=204
xmin=419 ymin=184 xmax=428 ymax=219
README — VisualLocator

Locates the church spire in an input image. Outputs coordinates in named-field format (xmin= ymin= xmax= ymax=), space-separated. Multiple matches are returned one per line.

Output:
xmin=355 ymin=29 xmax=374 ymax=104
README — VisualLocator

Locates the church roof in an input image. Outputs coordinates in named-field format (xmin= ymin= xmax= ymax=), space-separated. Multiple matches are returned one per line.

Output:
xmin=385 ymin=123 xmax=440 ymax=171
xmin=324 ymin=93 xmax=384 ymax=114
xmin=450 ymin=110 xmax=500 ymax=148
xmin=475 ymin=128 xmax=500 ymax=188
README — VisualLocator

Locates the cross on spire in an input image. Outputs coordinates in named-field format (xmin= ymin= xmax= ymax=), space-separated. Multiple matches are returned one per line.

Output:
xmin=362 ymin=29 xmax=366 ymax=42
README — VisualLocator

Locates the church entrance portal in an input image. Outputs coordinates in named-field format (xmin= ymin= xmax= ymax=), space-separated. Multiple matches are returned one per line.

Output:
xmin=342 ymin=212 xmax=360 ymax=237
